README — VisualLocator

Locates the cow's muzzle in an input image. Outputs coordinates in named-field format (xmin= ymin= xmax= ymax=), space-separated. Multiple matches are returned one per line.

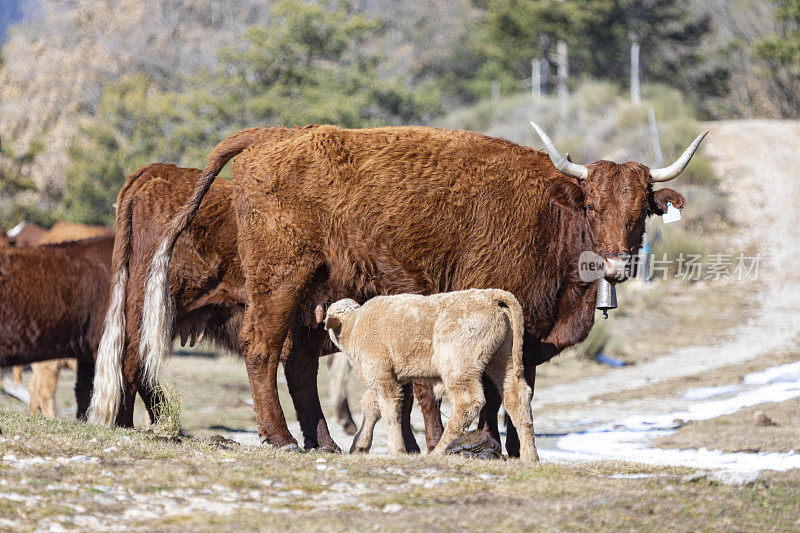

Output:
xmin=603 ymin=255 xmax=634 ymax=282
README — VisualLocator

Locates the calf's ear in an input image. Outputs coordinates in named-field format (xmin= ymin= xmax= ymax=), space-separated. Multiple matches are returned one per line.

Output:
xmin=547 ymin=180 xmax=584 ymax=211
xmin=649 ymin=188 xmax=685 ymax=216
xmin=324 ymin=315 xmax=342 ymax=331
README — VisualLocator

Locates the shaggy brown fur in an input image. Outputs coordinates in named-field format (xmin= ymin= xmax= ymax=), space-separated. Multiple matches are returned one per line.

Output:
xmin=325 ymin=290 xmax=537 ymax=461
xmin=0 ymin=236 xmax=113 ymax=417
xmin=21 ymin=223 xmax=112 ymax=418
xmin=136 ymin=124 xmax=690 ymax=448
xmin=89 ymin=159 xmax=442 ymax=451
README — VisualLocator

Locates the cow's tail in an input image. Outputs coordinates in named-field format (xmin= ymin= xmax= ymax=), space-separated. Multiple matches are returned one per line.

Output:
xmin=88 ymin=166 xmax=146 ymax=426
xmin=496 ymin=290 xmax=525 ymax=380
xmin=139 ymin=128 xmax=263 ymax=388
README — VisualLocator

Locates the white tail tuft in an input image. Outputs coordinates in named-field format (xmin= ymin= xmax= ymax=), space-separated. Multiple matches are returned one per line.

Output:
xmin=88 ymin=269 xmax=128 ymax=425
xmin=140 ymin=238 xmax=174 ymax=388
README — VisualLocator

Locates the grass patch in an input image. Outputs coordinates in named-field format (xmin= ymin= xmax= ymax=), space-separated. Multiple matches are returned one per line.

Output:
xmin=150 ymin=382 xmax=183 ymax=439
xmin=656 ymin=397 xmax=800 ymax=454
xmin=1 ymin=410 xmax=799 ymax=531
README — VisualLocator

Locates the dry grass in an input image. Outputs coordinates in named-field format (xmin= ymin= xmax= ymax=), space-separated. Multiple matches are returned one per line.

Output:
xmin=535 ymin=279 xmax=758 ymax=389
xmin=588 ymin=348 xmax=800 ymax=406
xmin=1 ymin=409 xmax=799 ymax=531
xmin=655 ymin=398 xmax=800 ymax=454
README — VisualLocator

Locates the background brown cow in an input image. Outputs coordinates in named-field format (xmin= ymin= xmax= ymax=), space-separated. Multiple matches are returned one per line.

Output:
xmin=15 ymin=222 xmax=112 ymax=418
xmin=6 ymin=222 xmax=46 ymax=248
xmin=1 ymin=235 xmax=114 ymax=417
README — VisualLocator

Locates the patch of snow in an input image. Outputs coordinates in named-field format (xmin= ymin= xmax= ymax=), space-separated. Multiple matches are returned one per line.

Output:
xmin=608 ymin=473 xmax=662 ymax=479
xmin=743 ymin=361 xmax=800 ymax=386
xmin=382 ymin=503 xmax=402 ymax=513
xmin=541 ymin=361 xmax=800 ymax=472
xmin=682 ymin=385 xmax=741 ymax=400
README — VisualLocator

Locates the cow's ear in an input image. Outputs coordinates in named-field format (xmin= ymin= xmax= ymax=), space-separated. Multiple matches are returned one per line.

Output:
xmin=324 ymin=314 xmax=342 ymax=331
xmin=649 ymin=188 xmax=685 ymax=216
xmin=547 ymin=180 xmax=584 ymax=211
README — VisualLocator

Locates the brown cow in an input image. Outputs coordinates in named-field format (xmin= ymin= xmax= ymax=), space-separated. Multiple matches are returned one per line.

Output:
xmin=1 ymin=236 xmax=116 ymax=417
xmin=88 ymin=159 xmax=443 ymax=451
xmin=114 ymin=123 xmax=704 ymax=449
xmin=24 ymin=222 xmax=112 ymax=418
xmin=5 ymin=222 xmax=112 ymax=418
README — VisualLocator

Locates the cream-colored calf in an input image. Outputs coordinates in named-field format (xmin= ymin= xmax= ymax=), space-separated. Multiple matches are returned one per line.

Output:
xmin=324 ymin=289 xmax=538 ymax=461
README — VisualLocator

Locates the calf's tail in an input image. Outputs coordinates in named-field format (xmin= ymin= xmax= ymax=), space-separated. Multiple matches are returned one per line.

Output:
xmin=88 ymin=167 xmax=146 ymax=426
xmin=139 ymin=128 xmax=264 ymax=388
xmin=495 ymin=290 xmax=526 ymax=380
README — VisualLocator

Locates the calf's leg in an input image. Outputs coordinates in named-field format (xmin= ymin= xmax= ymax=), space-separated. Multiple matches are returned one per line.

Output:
xmin=328 ymin=352 xmax=357 ymax=435
xmin=431 ymin=379 xmax=485 ymax=455
xmin=488 ymin=365 xmax=538 ymax=462
xmin=350 ymin=388 xmax=380 ymax=453
xmin=372 ymin=379 xmax=405 ymax=455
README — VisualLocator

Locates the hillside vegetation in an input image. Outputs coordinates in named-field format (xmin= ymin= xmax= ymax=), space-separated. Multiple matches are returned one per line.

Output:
xmin=1 ymin=0 xmax=798 ymax=226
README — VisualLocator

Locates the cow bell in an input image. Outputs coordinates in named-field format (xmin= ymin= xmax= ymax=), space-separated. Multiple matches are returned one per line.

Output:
xmin=596 ymin=278 xmax=617 ymax=319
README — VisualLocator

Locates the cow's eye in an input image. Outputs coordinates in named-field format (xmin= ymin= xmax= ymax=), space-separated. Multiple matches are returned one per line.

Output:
xmin=586 ymin=204 xmax=595 ymax=212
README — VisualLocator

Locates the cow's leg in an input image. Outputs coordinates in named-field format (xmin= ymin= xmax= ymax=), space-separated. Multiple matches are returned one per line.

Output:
xmin=137 ymin=379 xmax=158 ymax=425
xmin=350 ymin=388 xmax=380 ymax=453
xmin=240 ymin=255 xmax=323 ymax=448
xmin=328 ymin=353 xmax=357 ymax=435
xmin=372 ymin=379 xmax=405 ymax=455
xmin=478 ymin=376 xmax=502 ymax=443
xmin=400 ymin=382 xmax=421 ymax=453
xmin=75 ymin=359 xmax=95 ymax=420
xmin=284 ymin=325 xmax=340 ymax=452
xmin=115 ymin=344 xmax=142 ymax=427
xmin=412 ymin=380 xmax=443 ymax=452
xmin=432 ymin=379 xmax=485 ymax=455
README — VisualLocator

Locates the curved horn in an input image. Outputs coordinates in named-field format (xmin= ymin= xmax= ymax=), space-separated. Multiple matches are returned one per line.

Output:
xmin=530 ymin=121 xmax=589 ymax=181
xmin=650 ymin=131 xmax=708 ymax=182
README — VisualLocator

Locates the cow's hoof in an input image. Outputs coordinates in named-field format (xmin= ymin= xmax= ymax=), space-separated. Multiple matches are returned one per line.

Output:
xmin=444 ymin=430 xmax=504 ymax=460
xmin=315 ymin=443 xmax=342 ymax=454
xmin=349 ymin=445 xmax=370 ymax=454
xmin=274 ymin=442 xmax=302 ymax=453
xmin=342 ymin=420 xmax=358 ymax=436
